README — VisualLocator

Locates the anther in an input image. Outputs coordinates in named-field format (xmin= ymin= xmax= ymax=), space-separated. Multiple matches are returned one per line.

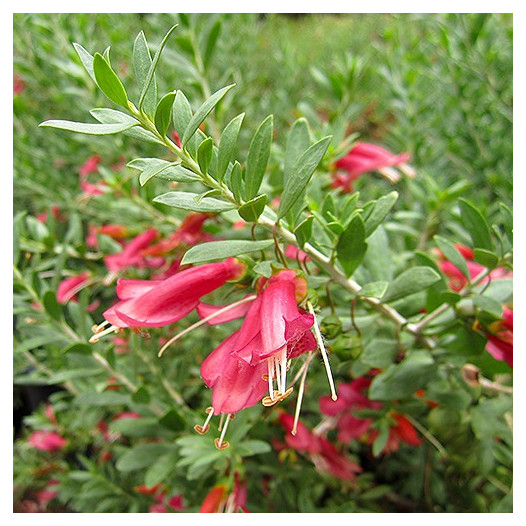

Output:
xmin=89 ymin=323 xmax=120 ymax=343
xmin=194 ymin=407 xmax=214 ymax=435
xmin=215 ymin=413 xmax=232 ymax=450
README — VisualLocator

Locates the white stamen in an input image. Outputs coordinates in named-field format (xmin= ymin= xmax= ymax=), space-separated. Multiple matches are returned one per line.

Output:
xmin=280 ymin=347 xmax=287 ymax=394
xmin=268 ymin=359 xmax=275 ymax=400
xmin=218 ymin=413 xmax=225 ymax=432
xmin=92 ymin=320 xmax=109 ymax=333
xmin=158 ymin=295 xmax=257 ymax=357
xmin=274 ymin=356 xmax=282 ymax=393
xmin=292 ymin=352 xmax=314 ymax=435
xmin=216 ymin=413 xmax=232 ymax=448
xmin=89 ymin=324 xmax=119 ymax=343
xmin=203 ymin=407 xmax=214 ymax=428
xmin=307 ymin=301 xmax=337 ymax=401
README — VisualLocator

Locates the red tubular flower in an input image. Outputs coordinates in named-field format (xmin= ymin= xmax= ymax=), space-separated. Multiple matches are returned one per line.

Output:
xmin=200 ymin=485 xmax=228 ymax=513
xmin=483 ymin=306 xmax=513 ymax=367
xmin=279 ymin=413 xmax=362 ymax=481
xmin=14 ymin=74 xmax=26 ymax=95
xmin=100 ymin=258 xmax=247 ymax=329
xmin=200 ymin=270 xmax=316 ymax=416
xmin=104 ymin=228 xmax=163 ymax=272
xmin=331 ymin=142 xmax=414 ymax=193
xmin=78 ymin=155 xmax=101 ymax=177
xmin=27 ymin=431 xmax=67 ymax=452
xmin=56 ymin=272 xmax=90 ymax=304
xmin=200 ymin=474 xmax=248 ymax=513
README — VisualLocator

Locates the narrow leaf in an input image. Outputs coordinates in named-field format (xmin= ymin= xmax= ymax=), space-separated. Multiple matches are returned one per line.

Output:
xmin=217 ymin=113 xmax=244 ymax=181
xmin=154 ymin=91 xmax=176 ymax=136
xmin=133 ymin=31 xmax=157 ymax=118
xmin=382 ymin=266 xmax=442 ymax=303
xmin=39 ymin=119 xmax=137 ymax=135
xmin=203 ymin=19 xmax=222 ymax=67
xmin=72 ymin=42 xmax=96 ymax=83
xmin=434 ymin=235 xmax=470 ymax=279
xmin=459 ymin=198 xmax=494 ymax=251
xmin=93 ymin=53 xmax=128 ymax=107
xmin=284 ymin=117 xmax=311 ymax=182
xmin=278 ymin=136 xmax=331 ymax=220
xmin=153 ymin=191 xmax=235 ymax=213
xmin=243 ymin=115 xmax=274 ymax=200
xmin=294 ymin=215 xmax=314 ymax=248
xmin=181 ymin=239 xmax=274 ymax=265
xmin=197 ymin=137 xmax=214 ymax=174
xmin=336 ymin=215 xmax=367 ymax=277
xmin=182 ymin=84 xmax=235 ymax=146
xmin=364 ymin=191 xmax=399 ymax=237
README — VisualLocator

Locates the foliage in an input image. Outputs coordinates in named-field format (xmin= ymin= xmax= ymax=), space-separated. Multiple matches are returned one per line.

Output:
xmin=13 ymin=13 xmax=512 ymax=513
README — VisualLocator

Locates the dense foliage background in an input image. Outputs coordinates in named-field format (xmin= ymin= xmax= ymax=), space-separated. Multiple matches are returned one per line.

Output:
xmin=13 ymin=13 xmax=512 ymax=513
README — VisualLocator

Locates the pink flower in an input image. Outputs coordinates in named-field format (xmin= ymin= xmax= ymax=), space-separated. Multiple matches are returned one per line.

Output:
xmin=368 ymin=413 xmax=421 ymax=454
xmin=200 ymin=473 xmax=247 ymax=513
xmin=278 ymin=413 xmax=362 ymax=481
xmin=27 ymin=431 xmax=67 ymax=452
xmin=331 ymin=141 xmax=414 ymax=193
xmin=200 ymin=270 xmax=316 ymax=416
xmin=284 ymin=245 xmax=310 ymax=264
xmin=101 ymin=258 xmax=247 ymax=329
xmin=14 ymin=75 xmax=26 ymax=95
xmin=481 ymin=306 xmax=513 ymax=368
xmin=35 ymin=479 xmax=59 ymax=507
xmin=80 ymin=179 xmax=107 ymax=196
xmin=56 ymin=272 xmax=90 ymax=304
xmin=36 ymin=205 xmax=63 ymax=224
xmin=104 ymin=228 xmax=163 ymax=272
xmin=78 ymin=155 xmax=101 ymax=177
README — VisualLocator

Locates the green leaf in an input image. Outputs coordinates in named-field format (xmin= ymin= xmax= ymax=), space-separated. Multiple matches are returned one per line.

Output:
xmin=294 ymin=215 xmax=314 ymax=249
xmin=203 ymin=19 xmax=222 ymax=67
xmin=459 ymin=198 xmax=494 ymax=251
xmin=128 ymin=158 xmax=198 ymax=185
xmin=144 ymin=452 xmax=179 ymax=487
xmin=42 ymin=290 xmax=62 ymax=321
xmin=133 ymin=31 xmax=157 ymax=118
xmin=336 ymin=215 xmax=367 ymax=277
xmin=473 ymin=248 xmax=499 ymax=269
xmin=72 ymin=42 xmax=96 ymax=83
xmin=154 ymin=91 xmax=176 ymax=136
xmin=63 ymin=343 xmax=92 ymax=355
xmin=197 ymin=137 xmax=214 ymax=174
xmin=116 ymin=443 xmax=175 ymax=472
xmin=364 ymin=191 xmax=398 ymax=237
xmin=229 ymin=161 xmax=243 ymax=202
xmin=182 ymin=84 xmax=235 ymax=146
xmin=153 ymin=191 xmax=235 ymax=213
xmin=138 ymin=25 xmax=178 ymax=111
xmin=284 ymin=118 xmax=311 ymax=182
xmin=382 ymin=266 xmax=442 ymax=303
xmin=434 ymin=235 xmax=470 ymax=279
xmin=472 ymin=294 xmax=503 ymax=318
xmin=278 ymin=135 xmax=331 ymax=220
xmin=369 ymin=351 xmax=436 ymax=400
xmin=235 ymin=439 xmax=271 ymax=457
xmin=181 ymin=239 xmax=274 ymax=265
xmin=131 ymin=386 xmax=151 ymax=404
xmin=372 ymin=421 xmax=391 ymax=457
xmin=243 ymin=115 xmax=274 ymax=200
xmin=158 ymin=409 xmax=186 ymax=431
xmin=93 ymin=53 xmax=128 ymax=107
xmin=39 ymin=119 xmax=137 ymax=135
xmin=238 ymin=194 xmax=267 ymax=222
xmin=217 ymin=113 xmax=244 ymax=181
xmin=358 ymin=281 xmax=389 ymax=299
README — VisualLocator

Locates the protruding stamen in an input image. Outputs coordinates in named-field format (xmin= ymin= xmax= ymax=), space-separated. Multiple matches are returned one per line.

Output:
xmin=262 ymin=395 xmax=280 ymax=407
xmin=307 ymin=301 xmax=337 ymax=401
xmin=215 ymin=413 xmax=232 ymax=450
xmin=89 ymin=324 xmax=120 ymax=343
xmin=218 ymin=413 xmax=225 ymax=432
xmin=280 ymin=347 xmax=287 ymax=395
xmin=268 ymin=359 xmax=275 ymax=401
xmin=274 ymin=356 xmax=282 ymax=393
xmin=292 ymin=352 xmax=314 ymax=435
xmin=194 ymin=407 xmax=214 ymax=435
xmin=92 ymin=320 xmax=109 ymax=334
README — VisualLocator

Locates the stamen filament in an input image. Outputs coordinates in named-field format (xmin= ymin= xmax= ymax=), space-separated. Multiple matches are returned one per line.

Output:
xmin=215 ymin=413 xmax=232 ymax=450
xmin=274 ymin=356 xmax=282 ymax=393
xmin=268 ymin=359 xmax=274 ymax=400
xmin=292 ymin=352 xmax=314 ymax=435
xmin=158 ymin=295 xmax=257 ymax=357
xmin=307 ymin=301 xmax=337 ymax=401
xmin=89 ymin=324 xmax=119 ymax=343
xmin=280 ymin=347 xmax=287 ymax=394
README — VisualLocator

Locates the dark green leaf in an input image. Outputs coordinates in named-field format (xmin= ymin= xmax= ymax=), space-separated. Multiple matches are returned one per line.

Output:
xmin=434 ymin=235 xmax=470 ymax=279
xmin=182 ymin=84 xmax=235 ymax=146
xmin=153 ymin=191 xmax=235 ymax=212
xmin=243 ymin=115 xmax=274 ymax=200
xmin=42 ymin=290 xmax=62 ymax=321
xmin=336 ymin=215 xmax=367 ymax=277
xmin=133 ymin=31 xmax=157 ymax=118
xmin=364 ymin=191 xmax=398 ymax=237
xmin=93 ymin=53 xmax=128 ymax=107
xmin=197 ymin=137 xmax=214 ymax=174
xmin=473 ymin=248 xmax=499 ymax=269
xmin=39 ymin=119 xmax=137 ymax=135
xmin=369 ymin=351 xmax=436 ymax=400
xmin=278 ymin=136 xmax=331 ymax=219
xmin=154 ymin=91 xmax=176 ymax=136
xmin=382 ymin=266 xmax=442 ymax=303
xmin=138 ymin=25 xmax=178 ymax=111
xmin=229 ymin=161 xmax=243 ymax=202
xmin=238 ymin=194 xmax=267 ymax=222
xmin=459 ymin=198 xmax=494 ymax=251
xmin=294 ymin=215 xmax=314 ymax=248
xmin=181 ymin=239 xmax=274 ymax=265
xmin=158 ymin=409 xmax=186 ymax=431
xmin=217 ymin=113 xmax=244 ymax=181
xmin=131 ymin=386 xmax=151 ymax=404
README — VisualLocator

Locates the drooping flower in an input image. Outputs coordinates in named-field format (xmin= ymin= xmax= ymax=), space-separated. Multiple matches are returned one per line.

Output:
xmin=278 ymin=412 xmax=362 ymax=481
xmin=27 ymin=430 xmax=67 ymax=452
xmin=78 ymin=155 xmax=101 ymax=176
xmin=103 ymin=228 xmax=164 ymax=272
xmin=368 ymin=413 xmax=422 ymax=454
xmin=91 ymin=258 xmax=247 ymax=342
xmin=200 ymin=473 xmax=248 ymax=513
xmin=479 ymin=305 xmax=513 ymax=368
xmin=331 ymin=141 xmax=414 ymax=193
xmin=56 ymin=272 xmax=91 ymax=304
